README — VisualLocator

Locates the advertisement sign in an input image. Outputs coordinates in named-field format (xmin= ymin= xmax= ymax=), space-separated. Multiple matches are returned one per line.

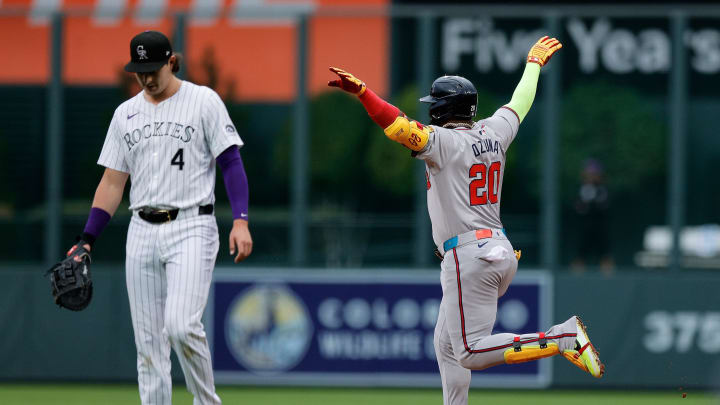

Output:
xmin=209 ymin=269 xmax=553 ymax=388
xmin=392 ymin=15 xmax=720 ymax=97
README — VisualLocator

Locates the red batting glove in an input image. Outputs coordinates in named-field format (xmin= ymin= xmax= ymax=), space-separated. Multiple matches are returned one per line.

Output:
xmin=328 ymin=67 xmax=367 ymax=96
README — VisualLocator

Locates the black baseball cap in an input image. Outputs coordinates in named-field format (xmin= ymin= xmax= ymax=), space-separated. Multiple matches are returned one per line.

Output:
xmin=124 ymin=31 xmax=173 ymax=73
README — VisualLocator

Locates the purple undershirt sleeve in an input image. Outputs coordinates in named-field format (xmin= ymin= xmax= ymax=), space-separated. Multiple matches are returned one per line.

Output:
xmin=82 ymin=207 xmax=112 ymax=246
xmin=216 ymin=146 xmax=249 ymax=220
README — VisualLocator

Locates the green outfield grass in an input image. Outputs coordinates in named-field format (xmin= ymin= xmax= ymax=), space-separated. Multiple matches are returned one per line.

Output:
xmin=0 ymin=385 xmax=716 ymax=405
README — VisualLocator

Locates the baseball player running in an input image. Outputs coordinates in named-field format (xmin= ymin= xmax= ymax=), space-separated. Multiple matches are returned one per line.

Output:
xmin=329 ymin=36 xmax=603 ymax=404
xmin=68 ymin=31 xmax=252 ymax=404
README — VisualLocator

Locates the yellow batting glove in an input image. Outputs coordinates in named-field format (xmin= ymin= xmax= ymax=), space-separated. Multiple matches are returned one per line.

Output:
xmin=328 ymin=67 xmax=366 ymax=96
xmin=527 ymin=36 xmax=562 ymax=67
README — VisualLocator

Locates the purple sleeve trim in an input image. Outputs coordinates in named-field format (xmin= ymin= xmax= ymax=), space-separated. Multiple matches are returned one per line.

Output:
xmin=217 ymin=146 xmax=249 ymax=220
xmin=83 ymin=207 xmax=112 ymax=240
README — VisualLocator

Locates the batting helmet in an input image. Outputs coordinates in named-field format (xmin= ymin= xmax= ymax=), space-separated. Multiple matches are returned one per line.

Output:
xmin=419 ymin=76 xmax=477 ymax=126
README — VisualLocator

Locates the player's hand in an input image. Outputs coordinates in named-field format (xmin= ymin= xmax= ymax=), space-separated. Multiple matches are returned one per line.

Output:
xmin=527 ymin=36 xmax=562 ymax=67
xmin=328 ymin=67 xmax=366 ymax=96
xmin=229 ymin=219 xmax=253 ymax=263
xmin=67 ymin=243 xmax=91 ymax=262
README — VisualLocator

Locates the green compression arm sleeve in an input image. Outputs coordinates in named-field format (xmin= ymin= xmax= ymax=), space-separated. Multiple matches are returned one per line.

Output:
xmin=504 ymin=63 xmax=541 ymax=123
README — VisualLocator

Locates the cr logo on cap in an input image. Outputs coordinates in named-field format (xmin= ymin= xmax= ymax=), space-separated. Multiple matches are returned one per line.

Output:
xmin=137 ymin=45 xmax=148 ymax=60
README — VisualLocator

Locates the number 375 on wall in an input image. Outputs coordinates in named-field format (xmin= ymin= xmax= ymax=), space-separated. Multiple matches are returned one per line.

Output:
xmin=644 ymin=311 xmax=720 ymax=354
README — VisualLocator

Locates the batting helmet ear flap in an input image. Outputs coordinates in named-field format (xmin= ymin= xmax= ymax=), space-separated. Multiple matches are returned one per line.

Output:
xmin=421 ymin=76 xmax=478 ymax=126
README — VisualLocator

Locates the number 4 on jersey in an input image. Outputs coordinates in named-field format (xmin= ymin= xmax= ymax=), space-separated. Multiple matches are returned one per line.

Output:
xmin=469 ymin=161 xmax=501 ymax=205
xmin=171 ymin=148 xmax=184 ymax=170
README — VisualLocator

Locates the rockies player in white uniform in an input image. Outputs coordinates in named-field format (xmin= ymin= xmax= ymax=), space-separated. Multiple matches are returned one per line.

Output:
xmin=329 ymin=37 xmax=604 ymax=404
xmin=70 ymin=31 xmax=253 ymax=404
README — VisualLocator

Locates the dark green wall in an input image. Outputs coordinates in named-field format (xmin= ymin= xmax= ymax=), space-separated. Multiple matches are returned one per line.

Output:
xmin=0 ymin=266 xmax=183 ymax=382
xmin=3 ymin=266 xmax=718 ymax=389
xmin=552 ymin=272 xmax=720 ymax=389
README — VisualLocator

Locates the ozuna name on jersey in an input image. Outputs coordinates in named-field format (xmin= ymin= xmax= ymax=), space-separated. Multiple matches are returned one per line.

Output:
xmin=123 ymin=121 xmax=196 ymax=151
xmin=472 ymin=138 xmax=500 ymax=156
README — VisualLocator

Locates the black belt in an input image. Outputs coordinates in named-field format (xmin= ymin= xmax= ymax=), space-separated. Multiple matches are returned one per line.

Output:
xmin=138 ymin=204 xmax=213 ymax=224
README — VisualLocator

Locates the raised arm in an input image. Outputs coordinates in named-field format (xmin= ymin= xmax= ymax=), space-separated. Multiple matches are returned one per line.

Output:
xmin=504 ymin=36 xmax=562 ymax=123
xmin=328 ymin=67 xmax=432 ymax=152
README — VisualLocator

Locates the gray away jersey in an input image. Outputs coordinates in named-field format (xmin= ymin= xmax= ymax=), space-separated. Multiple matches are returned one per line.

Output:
xmin=98 ymin=81 xmax=243 ymax=210
xmin=416 ymin=107 xmax=520 ymax=248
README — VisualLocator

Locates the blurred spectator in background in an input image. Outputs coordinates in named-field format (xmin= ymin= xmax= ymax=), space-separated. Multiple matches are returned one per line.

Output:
xmin=571 ymin=159 xmax=614 ymax=274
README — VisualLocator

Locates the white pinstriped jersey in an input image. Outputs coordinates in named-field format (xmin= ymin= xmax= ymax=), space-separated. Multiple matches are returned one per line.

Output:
xmin=416 ymin=107 xmax=520 ymax=248
xmin=98 ymin=81 xmax=243 ymax=210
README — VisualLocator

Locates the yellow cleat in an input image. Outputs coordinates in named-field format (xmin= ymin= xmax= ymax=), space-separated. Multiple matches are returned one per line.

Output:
xmin=562 ymin=317 xmax=605 ymax=378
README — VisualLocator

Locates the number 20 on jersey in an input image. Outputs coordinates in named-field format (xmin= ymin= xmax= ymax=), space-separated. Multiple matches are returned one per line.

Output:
xmin=469 ymin=162 xmax=501 ymax=206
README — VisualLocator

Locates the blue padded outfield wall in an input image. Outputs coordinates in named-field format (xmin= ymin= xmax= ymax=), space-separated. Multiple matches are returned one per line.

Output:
xmin=209 ymin=270 xmax=552 ymax=388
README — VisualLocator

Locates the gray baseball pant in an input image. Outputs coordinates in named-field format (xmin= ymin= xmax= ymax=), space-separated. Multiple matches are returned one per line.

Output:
xmin=433 ymin=235 xmax=578 ymax=405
